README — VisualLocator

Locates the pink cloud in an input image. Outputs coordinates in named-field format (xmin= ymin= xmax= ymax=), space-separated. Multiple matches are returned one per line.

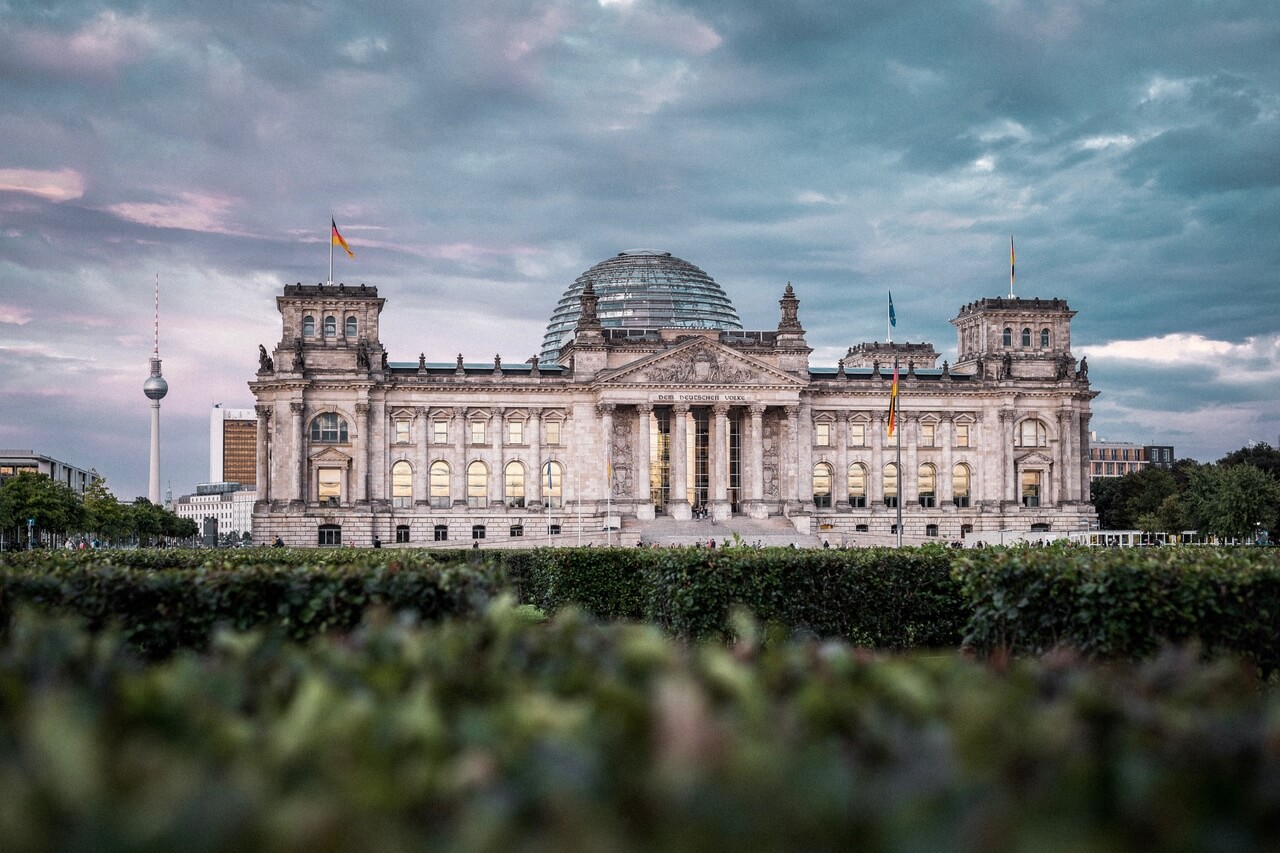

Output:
xmin=0 ymin=168 xmax=85 ymax=202
xmin=0 ymin=304 xmax=34 ymax=325
xmin=106 ymin=192 xmax=241 ymax=235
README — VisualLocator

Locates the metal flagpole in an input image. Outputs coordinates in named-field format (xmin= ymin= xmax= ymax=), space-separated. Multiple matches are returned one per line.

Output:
xmin=546 ymin=463 xmax=552 ymax=547
xmin=329 ymin=216 xmax=333 ymax=286
xmin=576 ymin=469 xmax=582 ymax=547
xmin=1009 ymin=235 xmax=1015 ymax=298
xmin=606 ymin=447 xmax=612 ymax=547
xmin=894 ymin=357 xmax=903 ymax=547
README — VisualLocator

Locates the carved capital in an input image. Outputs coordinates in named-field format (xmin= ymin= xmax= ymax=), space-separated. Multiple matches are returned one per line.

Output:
xmin=255 ymin=404 xmax=273 ymax=420
xmin=712 ymin=403 xmax=730 ymax=416
xmin=672 ymin=402 xmax=690 ymax=414
xmin=784 ymin=405 xmax=799 ymax=420
xmin=289 ymin=401 xmax=305 ymax=415
xmin=596 ymin=402 xmax=616 ymax=416
xmin=635 ymin=403 xmax=653 ymax=415
xmin=452 ymin=406 xmax=466 ymax=419
xmin=749 ymin=402 xmax=767 ymax=417
xmin=356 ymin=402 xmax=370 ymax=417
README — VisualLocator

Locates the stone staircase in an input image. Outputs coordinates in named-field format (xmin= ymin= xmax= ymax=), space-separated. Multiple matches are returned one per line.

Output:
xmin=630 ymin=515 xmax=824 ymax=548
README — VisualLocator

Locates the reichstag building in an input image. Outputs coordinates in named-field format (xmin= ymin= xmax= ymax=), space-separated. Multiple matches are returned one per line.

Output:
xmin=249 ymin=250 xmax=1098 ymax=546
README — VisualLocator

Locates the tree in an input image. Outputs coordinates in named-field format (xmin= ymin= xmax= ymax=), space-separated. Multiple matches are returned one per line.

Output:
xmin=1184 ymin=464 xmax=1280 ymax=542
xmin=1136 ymin=494 xmax=1189 ymax=538
xmin=0 ymin=472 xmax=86 ymax=546
xmin=83 ymin=479 xmax=130 ymax=544
xmin=1090 ymin=466 xmax=1178 ymax=530
xmin=1218 ymin=444 xmax=1280 ymax=537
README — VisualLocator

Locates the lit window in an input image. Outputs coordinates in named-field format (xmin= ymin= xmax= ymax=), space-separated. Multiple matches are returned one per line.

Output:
xmin=302 ymin=315 xmax=315 ymax=337
xmin=883 ymin=463 xmax=899 ymax=507
xmin=317 ymin=468 xmax=341 ymax=504
xmin=430 ymin=461 xmax=450 ymax=508
xmin=395 ymin=419 xmax=410 ymax=444
xmin=953 ymin=464 xmax=971 ymax=508
xmin=545 ymin=420 xmax=561 ymax=445
xmin=508 ymin=420 xmax=524 ymax=445
xmin=391 ymin=460 xmax=412 ymax=508
xmin=346 ymin=316 xmax=357 ymax=337
xmin=324 ymin=316 xmax=336 ymax=337
xmin=815 ymin=423 xmax=830 ymax=447
xmin=433 ymin=419 xmax=448 ymax=443
xmin=470 ymin=420 xmax=486 ymax=445
xmin=1021 ymin=470 xmax=1042 ymax=507
xmin=955 ymin=423 xmax=970 ymax=448
xmin=543 ymin=461 xmax=563 ymax=508
xmin=812 ymin=462 xmax=832 ymax=508
xmin=310 ymin=413 xmax=348 ymax=443
xmin=467 ymin=461 xmax=488 ymax=507
xmin=918 ymin=463 xmax=936 ymax=507
xmin=847 ymin=463 xmax=867 ymax=508
xmin=920 ymin=422 xmax=935 ymax=447
xmin=1021 ymin=328 xmax=1031 ymax=347
xmin=848 ymin=422 xmax=865 ymax=447
xmin=505 ymin=460 xmax=526 ymax=508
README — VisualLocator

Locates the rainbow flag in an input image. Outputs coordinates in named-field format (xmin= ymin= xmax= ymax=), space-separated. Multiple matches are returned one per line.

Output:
xmin=331 ymin=217 xmax=355 ymax=258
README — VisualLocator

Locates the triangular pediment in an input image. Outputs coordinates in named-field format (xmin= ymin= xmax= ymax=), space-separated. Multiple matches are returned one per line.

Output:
xmin=598 ymin=339 xmax=805 ymax=388
xmin=1015 ymin=450 xmax=1055 ymax=467
xmin=310 ymin=446 xmax=353 ymax=465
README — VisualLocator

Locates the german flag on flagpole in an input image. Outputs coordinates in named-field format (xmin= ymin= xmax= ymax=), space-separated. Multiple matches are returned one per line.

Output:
xmin=887 ymin=362 xmax=899 ymax=437
xmin=332 ymin=217 xmax=355 ymax=258
xmin=1009 ymin=235 xmax=1015 ymax=297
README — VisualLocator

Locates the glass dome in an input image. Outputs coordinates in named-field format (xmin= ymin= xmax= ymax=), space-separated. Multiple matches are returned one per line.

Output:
xmin=540 ymin=250 xmax=742 ymax=362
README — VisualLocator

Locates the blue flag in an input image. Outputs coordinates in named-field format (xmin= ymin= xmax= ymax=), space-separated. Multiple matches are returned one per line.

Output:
xmin=888 ymin=291 xmax=897 ymax=328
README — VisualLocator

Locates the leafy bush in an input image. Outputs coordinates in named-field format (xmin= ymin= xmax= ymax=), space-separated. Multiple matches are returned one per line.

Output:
xmin=1 ymin=605 xmax=1277 ymax=852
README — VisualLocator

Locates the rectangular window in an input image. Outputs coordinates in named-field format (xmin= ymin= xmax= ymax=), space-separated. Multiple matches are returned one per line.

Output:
xmin=1021 ymin=471 xmax=1042 ymax=507
xmin=433 ymin=419 xmax=448 ymax=443
xmin=433 ymin=524 xmax=448 ymax=542
xmin=318 ymin=525 xmax=342 ymax=546
xmin=508 ymin=420 xmax=523 ymax=445
xmin=954 ymin=423 xmax=970 ymax=447
xmin=548 ymin=523 xmax=561 ymax=536
xmin=920 ymin=422 xmax=935 ymax=447
xmin=395 ymin=419 xmax=410 ymax=444
xmin=395 ymin=524 xmax=410 ymax=544
xmin=509 ymin=524 xmax=524 ymax=538
xmin=317 ymin=468 xmax=341 ymax=504
xmin=545 ymin=420 xmax=561 ymax=445
xmin=848 ymin=422 xmax=865 ymax=447
xmin=472 ymin=525 xmax=486 ymax=540
xmin=470 ymin=421 xmax=486 ymax=445
xmin=815 ymin=422 xmax=830 ymax=447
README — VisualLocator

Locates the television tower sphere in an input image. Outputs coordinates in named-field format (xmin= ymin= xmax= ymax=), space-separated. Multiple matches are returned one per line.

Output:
xmin=144 ymin=356 xmax=168 ymax=400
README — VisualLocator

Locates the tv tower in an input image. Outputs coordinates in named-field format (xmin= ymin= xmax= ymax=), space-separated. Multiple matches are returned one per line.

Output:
xmin=143 ymin=274 xmax=168 ymax=504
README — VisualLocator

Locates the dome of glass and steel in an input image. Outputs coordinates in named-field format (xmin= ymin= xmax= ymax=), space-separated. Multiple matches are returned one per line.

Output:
xmin=540 ymin=250 xmax=742 ymax=362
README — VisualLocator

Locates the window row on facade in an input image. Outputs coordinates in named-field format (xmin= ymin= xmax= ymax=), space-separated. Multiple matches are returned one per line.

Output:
xmin=1002 ymin=327 xmax=1052 ymax=348
xmin=302 ymin=314 xmax=359 ymax=338
xmin=317 ymin=458 xmax=568 ymax=509
xmin=310 ymin=411 xmax=564 ymax=447
xmin=316 ymin=521 xmax=563 ymax=546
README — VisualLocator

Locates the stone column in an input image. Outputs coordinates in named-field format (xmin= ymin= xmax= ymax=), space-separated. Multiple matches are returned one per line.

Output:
xmin=452 ymin=406 xmax=467 ymax=507
xmin=939 ymin=416 xmax=954 ymax=504
xmin=711 ymin=403 xmax=730 ymax=520
xmin=669 ymin=403 xmax=690 ymax=519
xmin=597 ymin=403 xmax=615 ymax=505
xmin=1000 ymin=409 xmax=1016 ymax=505
xmin=903 ymin=414 xmax=918 ymax=506
xmin=836 ymin=413 xmax=850 ymax=510
xmin=528 ymin=407 xmax=543 ymax=507
xmin=1079 ymin=412 xmax=1092 ymax=506
xmin=783 ymin=405 xmax=799 ymax=511
xmin=746 ymin=404 xmax=765 ymax=516
xmin=371 ymin=395 xmax=387 ymax=502
xmin=870 ymin=413 xmax=884 ymax=504
xmin=355 ymin=401 xmax=370 ymax=504
xmin=416 ymin=407 xmax=430 ymax=505
xmin=491 ymin=407 xmax=505 ymax=507
xmin=255 ymin=404 xmax=272 ymax=503
xmin=634 ymin=404 xmax=653 ymax=519
xmin=290 ymin=401 xmax=304 ymax=504
xmin=1058 ymin=409 xmax=1075 ymax=503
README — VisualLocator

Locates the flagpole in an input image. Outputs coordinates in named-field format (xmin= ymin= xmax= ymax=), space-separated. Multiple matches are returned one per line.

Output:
xmin=894 ymin=357 xmax=902 ymax=547
xmin=606 ymin=446 xmax=612 ymax=548
xmin=1009 ymin=235 xmax=1015 ymax=298
xmin=329 ymin=216 xmax=334 ymax=286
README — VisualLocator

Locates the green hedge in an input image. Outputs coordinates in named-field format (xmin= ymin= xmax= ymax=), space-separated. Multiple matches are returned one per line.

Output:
xmin=955 ymin=546 xmax=1280 ymax=674
xmin=2 ymin=605 xmax=1277 ymax=852
xmin=0 ymin=548 xmax=503 ymax=656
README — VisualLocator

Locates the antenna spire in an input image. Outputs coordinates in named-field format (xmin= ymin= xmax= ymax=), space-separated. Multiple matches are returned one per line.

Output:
xmin=154 ymin=272 xmax=160 ymax=354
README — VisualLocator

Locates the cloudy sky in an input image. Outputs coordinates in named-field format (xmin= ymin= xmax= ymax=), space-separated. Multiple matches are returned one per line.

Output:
xmin=2 ymin=0 xmax=1278 ymax=500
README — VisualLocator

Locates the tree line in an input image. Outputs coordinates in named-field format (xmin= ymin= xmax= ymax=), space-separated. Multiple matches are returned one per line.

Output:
xmin=0 ymin=472 xmax=199 ymax=549
xmin=1091 ymin=443 xmax=1280 ymax=542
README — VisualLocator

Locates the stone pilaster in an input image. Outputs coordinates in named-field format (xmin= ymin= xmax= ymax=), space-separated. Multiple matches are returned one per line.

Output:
xmin=289 ymin=401 xmax=304 ymax=504
xmin=255 ymin=404 xmax=271 ymax=503
xmin=669 ymin=403 xmax=690 ymax=519
xmin=355 ymin=401 xmax=370 ymax=504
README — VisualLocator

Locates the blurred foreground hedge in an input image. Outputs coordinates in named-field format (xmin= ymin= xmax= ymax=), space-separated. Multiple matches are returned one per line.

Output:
xmin=1 ymin=604 xmax=1277 ymax=853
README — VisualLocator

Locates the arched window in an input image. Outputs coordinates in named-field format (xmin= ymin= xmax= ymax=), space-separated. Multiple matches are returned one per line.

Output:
xmin=543 ymin=461 xmax=563 ymax=509
xmin=324 ymin=316 xmax=336 ymax=337
xmin=429 ymin=461 xmax=450 ymax=508
xmin=1002 ymin=328 xmax=1012 ymax=347
xmin=1016 ymin=419 xmax=1048 ymax=448
xmin=505 ymin=460 xmax=526 ymax=508
xmin=883 ymin=463 xmax=899 ymax=508
xmin=345 ymin=315 xmax=357 ymax=337
xmin=1040 ymin=328 xmax=1050 ymax=347
xmin=310 ymin=412 xmax=348 ymax=443
xmin=467 ymin=461 xmax=488 ymax=508
xmin=918 ymin=463 xmax=936 ymax=508
xmin=391 ymin=460 xmax=413 ymax=508
xmin=302 ymin=315 xmax=316 ymax=337
xmin=952 ymin=463 xmax=971 ymax=508
xmin=812 ymin=462 xmax=833 ymax=508
xmin=1021 ymin=328 xmax=1031 ymax=347
xmin=847 ymin=463 xmax=868 ymax=508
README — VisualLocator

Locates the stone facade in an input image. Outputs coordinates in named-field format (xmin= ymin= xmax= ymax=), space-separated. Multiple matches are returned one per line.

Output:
xmin=249 ymin=278 xmax=1098 ymax=547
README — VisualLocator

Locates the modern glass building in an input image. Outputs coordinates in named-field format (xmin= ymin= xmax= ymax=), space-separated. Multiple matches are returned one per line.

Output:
xmin=540 ymin=250 xmax=742 ymax=363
